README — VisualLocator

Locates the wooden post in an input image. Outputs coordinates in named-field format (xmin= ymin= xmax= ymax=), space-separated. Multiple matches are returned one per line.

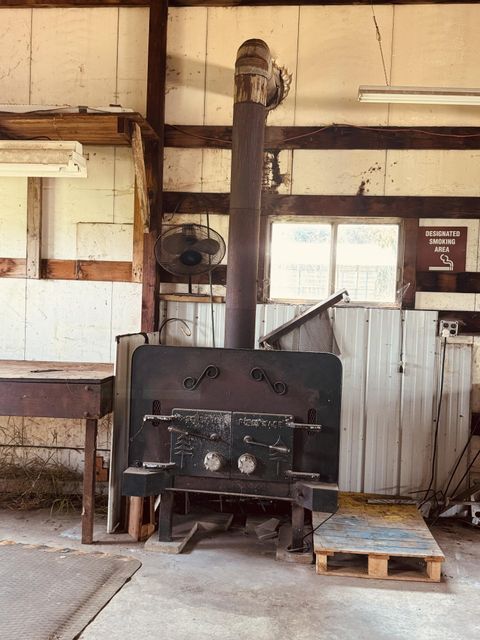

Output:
xmin=26 ymin=177 xmax=42 ymax=279
xmin=402 ymin=218 xmax=419 ymax=309
xmin=128 ymin=496 xmax=144 ymax=541
xmin=426 ymin=560 xmax=442 ymax=582
xmin=131 ymin=122 xmax=150 ymax=232
xmin=141 ymin=0 xmax=168 ymax=332
xmin=81 ymin=418 xmax=98 ymax=544
xmin=368 ymin=555 xmax=389 ymax=578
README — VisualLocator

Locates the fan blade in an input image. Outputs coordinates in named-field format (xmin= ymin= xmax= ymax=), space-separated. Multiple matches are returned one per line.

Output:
xmin=191 ymin=238 xmax=221 ymax=255
xmin=162 ymin=233 xmax=193 ymax=255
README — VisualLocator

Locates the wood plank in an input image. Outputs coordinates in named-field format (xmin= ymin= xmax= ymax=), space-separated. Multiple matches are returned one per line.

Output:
xmin=39 ymin=259 xmax=132 ymax=281
xmin=142 ymin=0 xmax=168 ymax=332
xmin=26 ymin=177 xmax=42 ymax=279
xmin=131 ymin=123 xmax=150 ymax=232
xmin=164 ymin=191 xmax=480 ymax=219
xmin=0 ymin=257 xmax=26 ymax=277
xmin=0 ymin=113 xmax=157 ymax=145
xmin=165 ymin=124 xmax=480 ymax=151
xmin=0 ymin=360 xmax=113 ymax=381
xmin=368 ymin=555 xmax=389 ymax=578
xmin=128 ymin=496 xmax=144 ymax=541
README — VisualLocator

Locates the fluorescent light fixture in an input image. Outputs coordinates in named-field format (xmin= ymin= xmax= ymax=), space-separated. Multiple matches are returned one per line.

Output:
xmin=358 ymin=85 xmax=480 ymax=105
xmin=0 ymin=141 xmax=87 ymax=178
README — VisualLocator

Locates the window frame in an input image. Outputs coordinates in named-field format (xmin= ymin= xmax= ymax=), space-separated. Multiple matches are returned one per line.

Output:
xmin=264 ymin=216 xmax=404 ymax=307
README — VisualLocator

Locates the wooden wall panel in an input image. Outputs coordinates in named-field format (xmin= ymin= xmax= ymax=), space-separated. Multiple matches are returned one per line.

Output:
xmin=117 ymin=7 xmax=149 ymax=115
xmin=30 ymin=8 xmax=118 ymax=106
xmin=0 ymin=9 xmax=31 ymax=104
xmin=204 ymin=6 xmax=299 ymax=126
xmin=291 ymin=150 xmax=386 ymax=196
xmin=165 ymin=7 xmax=208 ymax=125
xmin=296 ymin=6 xmax=392 ymax=126
xmin=0 ymin=178 xmax=28 ymax=258
xmin=0 ymin=279 xmax=26 ymax=359
xmin=76 ymin=222 xmax=133 ymax=260
xmin=41 ymin=147 xmax=116 ymax=259
xmin=24 ymin=280 xmax=113 ymax=361
xmin=390 ymin=5 xmax=480 ymax=126
xmin=386 ymin=151 xmax=480 ymax=197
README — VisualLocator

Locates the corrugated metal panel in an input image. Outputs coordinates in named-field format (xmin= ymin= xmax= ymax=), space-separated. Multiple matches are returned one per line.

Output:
xmin=158 ymin=302 xmax=472 ymax=495
xmin=363 ymin=309 xmax=403 ymax=494
xmin=399 ymin=311 xmax=438 ymax=494
xmin=436 ymin=342 xmax=472 ymax=494
xmin=333 ymin=307 xmax=369 ymax=492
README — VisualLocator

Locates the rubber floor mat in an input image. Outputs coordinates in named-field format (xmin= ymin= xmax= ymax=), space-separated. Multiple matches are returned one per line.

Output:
xmin=0 ymin=540 xmax=141 ymax=640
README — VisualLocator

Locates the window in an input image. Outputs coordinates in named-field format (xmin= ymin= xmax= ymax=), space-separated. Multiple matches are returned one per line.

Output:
xmin=269 ymin=221 xmax=400 ymax=304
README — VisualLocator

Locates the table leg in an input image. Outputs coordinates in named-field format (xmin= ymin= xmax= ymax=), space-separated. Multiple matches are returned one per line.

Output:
xmin=82 ymin=418 xmax=98 ymax=544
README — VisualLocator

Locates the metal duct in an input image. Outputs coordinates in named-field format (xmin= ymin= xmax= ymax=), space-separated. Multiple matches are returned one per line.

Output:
xmin=224 ymin=39 xmax=283 ymax=349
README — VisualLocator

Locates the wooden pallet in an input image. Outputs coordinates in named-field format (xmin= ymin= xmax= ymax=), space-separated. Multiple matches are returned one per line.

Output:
xmin=313 ymin=493 xmax=445 ymax=582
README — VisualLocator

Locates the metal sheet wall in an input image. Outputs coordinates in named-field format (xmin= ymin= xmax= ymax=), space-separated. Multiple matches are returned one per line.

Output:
xmin=159 ymin=301 xmax=471 ymax=495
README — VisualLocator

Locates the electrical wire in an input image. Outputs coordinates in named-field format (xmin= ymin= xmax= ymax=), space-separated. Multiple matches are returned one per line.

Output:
xmin=420 ymin=337 xmax=447 ymax=507
xmin=442 ymin=416 xmax=480 ymax=500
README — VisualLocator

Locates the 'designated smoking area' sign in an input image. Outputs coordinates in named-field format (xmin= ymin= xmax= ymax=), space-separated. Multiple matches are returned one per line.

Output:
xmin=417 ymin=226 xmax=468 ymax=273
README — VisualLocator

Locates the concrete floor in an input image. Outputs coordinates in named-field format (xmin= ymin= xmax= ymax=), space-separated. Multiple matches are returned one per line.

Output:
xmin=0 ymin=509 xmax=479 ymax=640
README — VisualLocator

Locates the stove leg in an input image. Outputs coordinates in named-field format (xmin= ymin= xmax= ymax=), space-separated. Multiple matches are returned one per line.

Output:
xmin=291 ymin=503 xmax=305 ymax=551
xmin=158 ymin=491 xmax=174 ymax=541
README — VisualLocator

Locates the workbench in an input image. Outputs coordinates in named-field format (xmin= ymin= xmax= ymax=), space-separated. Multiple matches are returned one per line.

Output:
xmin=0 ymin=360 xmax=114 ymax=544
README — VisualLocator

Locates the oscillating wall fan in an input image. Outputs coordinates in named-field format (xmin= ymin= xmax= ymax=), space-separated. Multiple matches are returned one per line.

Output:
xmin=154 ymin=223 xmax=226 ymax=291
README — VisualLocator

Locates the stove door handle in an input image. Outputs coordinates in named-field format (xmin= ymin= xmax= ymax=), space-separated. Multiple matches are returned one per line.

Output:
xmin=243 ymin=435 xmax=290 ymax=454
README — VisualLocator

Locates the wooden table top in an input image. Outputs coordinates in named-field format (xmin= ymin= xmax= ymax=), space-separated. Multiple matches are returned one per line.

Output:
xmin=0 ymin=360 xmax=114 ymax=383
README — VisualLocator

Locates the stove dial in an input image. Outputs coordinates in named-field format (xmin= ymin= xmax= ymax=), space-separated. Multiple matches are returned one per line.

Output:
xmin=238 ymin=453 xmax=257 ymax=475
xmin=204 ymin=451 xmax=225 ymax=472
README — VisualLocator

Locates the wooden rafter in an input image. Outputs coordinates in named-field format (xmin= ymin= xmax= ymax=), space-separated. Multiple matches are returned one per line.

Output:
xmin=165 ymin=124 xmax=480 ymax=151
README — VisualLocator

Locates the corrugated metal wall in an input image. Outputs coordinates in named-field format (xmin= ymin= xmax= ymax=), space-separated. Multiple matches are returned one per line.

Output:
xmin=160 ymin=301 xmax=471 ymax=495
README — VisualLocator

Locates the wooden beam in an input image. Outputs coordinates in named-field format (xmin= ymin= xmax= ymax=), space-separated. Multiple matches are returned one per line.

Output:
xmin=164 ymin=192 xmax=480 ymax=219
xmin=26 ymin=178 xmax=42 ymax=279
xmin=0 ymin=113 xmax=157 ymax=146
xmin=165 ymin=124 xmax=480 ymax=151
xmin=42 ymin=259 xmax=132 ymax=281
xmin=1 ymin=0 xmax=478 ymax=4
xmin=0 ymin=1 xmax=150 ymax=6
xmin=170 ymin=0 xmax=480 ymax=6
xmin=417 ymin=271 xmax=480 ymax=293
xmin=141 ymin=0 xmax=168 ymax=333
xmin=402 ymin=219 xmax=418 ymax=309
xmin=131 ymin=123 xmax=150 ymax=232
xmin=0 ymin=258 xmax=26 ymax=277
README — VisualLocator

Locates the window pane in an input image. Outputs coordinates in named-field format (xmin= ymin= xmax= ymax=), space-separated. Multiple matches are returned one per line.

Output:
xmin=270 ymin=223 xmax=331 ymax=300
xmin=335 ymin=224 xmax=399 ymax=302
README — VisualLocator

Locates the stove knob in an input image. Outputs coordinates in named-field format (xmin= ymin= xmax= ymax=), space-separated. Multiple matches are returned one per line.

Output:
xmin=238 ymin=453 xmax=257 ymax=475
xmin=204 ymin=451 xmax=225 ymax=472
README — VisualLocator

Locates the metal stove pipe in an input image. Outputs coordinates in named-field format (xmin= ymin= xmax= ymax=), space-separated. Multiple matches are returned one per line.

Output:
xmin=224 ymin=39 xmax=281 ymax=349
